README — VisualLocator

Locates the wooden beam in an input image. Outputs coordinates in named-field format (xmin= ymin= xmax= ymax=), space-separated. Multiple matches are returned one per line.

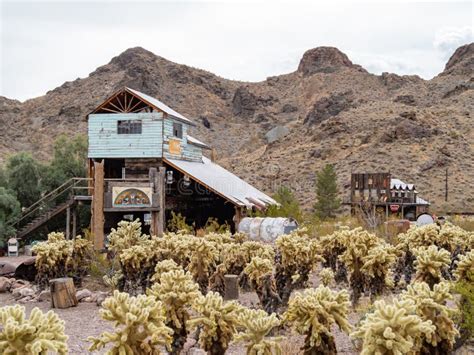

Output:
xmin=92 ymin=160 xmax=105 ymax=250
xmin=72 ymin=206 xmax=77 ymax=238
xmin=157 ymin=167 xmax=166 ymax=236
xmin=66 ymin=207 xmax=71 ymax=240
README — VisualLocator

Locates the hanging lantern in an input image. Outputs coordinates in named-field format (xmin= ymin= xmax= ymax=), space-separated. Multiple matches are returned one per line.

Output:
xmin=166 ymin=171 xmax=174 ymax=185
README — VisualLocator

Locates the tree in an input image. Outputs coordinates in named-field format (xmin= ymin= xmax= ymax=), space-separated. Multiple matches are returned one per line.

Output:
xmin=263 ymin=186 xmax=302 ymax=222
xmin=5 ymin=152 xmax=43 ymax=208
xmin=43 ymin=134 xmax=88 ymax=191
xmin=313 ymin=164 xmax=340 ymax=219
xmin=0 ymin=187 xmax=21 ymax=247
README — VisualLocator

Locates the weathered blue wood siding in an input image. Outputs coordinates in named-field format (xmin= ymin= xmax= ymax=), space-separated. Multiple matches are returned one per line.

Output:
xmin=162 ymin=118 xmax=202 ymax=162
xmin=88 ymin=113 xmax=163 ymax=158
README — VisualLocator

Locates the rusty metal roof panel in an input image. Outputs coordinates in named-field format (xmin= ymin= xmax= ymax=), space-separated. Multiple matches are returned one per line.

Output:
xmin=127 ymin=88 xmax=195 ymax=125
xmin=165 ymin=157 xmax=277 ymax=208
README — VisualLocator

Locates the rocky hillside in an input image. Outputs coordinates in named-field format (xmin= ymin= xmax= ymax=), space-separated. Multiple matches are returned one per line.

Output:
xmin=1 ymin=43 xmax=473 ymax=212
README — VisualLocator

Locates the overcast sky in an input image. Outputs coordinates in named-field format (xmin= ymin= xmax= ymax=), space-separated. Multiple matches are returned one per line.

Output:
xmin=1 ymin=0 xmax=473 ymax=101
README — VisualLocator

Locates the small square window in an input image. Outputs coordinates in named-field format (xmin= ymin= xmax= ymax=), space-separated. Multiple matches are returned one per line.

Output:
xmin=173 ymin=122 xmax=183 ymax=138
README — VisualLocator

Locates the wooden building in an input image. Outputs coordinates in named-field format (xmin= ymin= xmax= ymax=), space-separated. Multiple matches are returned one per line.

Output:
xmin=88 ymin=87 xmax=277 ymax=249
xmin=346 ymin=172 xmax=429 ymax=221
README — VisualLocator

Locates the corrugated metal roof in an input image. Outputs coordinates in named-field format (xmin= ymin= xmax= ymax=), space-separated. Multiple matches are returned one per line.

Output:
xmin=187 ymin=135 xmax=211 ymax=149
xmin=164 ymin=157 xmax=277 ymax=208
xmin=127 ymin=88 xmax=195 ymax=125
xmin=416 ymin=196 xmax=430 ymax=205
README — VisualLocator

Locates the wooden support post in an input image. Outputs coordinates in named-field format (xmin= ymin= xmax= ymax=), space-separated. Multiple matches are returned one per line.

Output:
xmin=66 ymin=206 xmax=71 ymax=240
xmin=156 ymin=167 xmax=166 ymax=236
xmin=92 ymin=160 xmax=105 ymax=250
xmin=72 ymin=206 xmax=77 ymax=238
xmin=224 ymin=274 xmax=239 ymax=300
xmin=49 ymin=278 xmax=78 ymax=309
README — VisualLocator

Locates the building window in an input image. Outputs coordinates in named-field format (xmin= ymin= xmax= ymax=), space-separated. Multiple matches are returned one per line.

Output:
xmin=117 ymin=120 xmax=142 ymax=134
xmin=173 ymin=122 xmax=183 ymax=138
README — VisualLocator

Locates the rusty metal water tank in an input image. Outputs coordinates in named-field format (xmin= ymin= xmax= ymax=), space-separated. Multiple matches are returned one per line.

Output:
xmin=238 ymin=217 xmax=298 ymax=243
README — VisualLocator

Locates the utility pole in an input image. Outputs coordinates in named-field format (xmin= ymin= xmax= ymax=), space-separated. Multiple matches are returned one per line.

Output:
xmin=445 ymin=167 xmax=448 ymax=202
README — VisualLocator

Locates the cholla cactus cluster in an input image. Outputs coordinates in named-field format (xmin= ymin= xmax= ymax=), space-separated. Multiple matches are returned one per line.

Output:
xmin=319 ymin=227 xmax=350 ymax=283
xmin=233 ymin=308 xmax=283 ymax=355
xmin=88 ymin=291 xmax=172 ymax=354
xmin=319 ymin=268 xmax=335 ymax=287
xmin=351 ymin=298 xmax=435 ymax=354
xmin=0 ymin=305 xmax=68 ymax=354
xmin=454 ymin=249 xmax=474 ymax=282
xmin=32 ymin=231 xmax=92 ymax=288
xmin=284 ymin=286 xmax=351 ymax=354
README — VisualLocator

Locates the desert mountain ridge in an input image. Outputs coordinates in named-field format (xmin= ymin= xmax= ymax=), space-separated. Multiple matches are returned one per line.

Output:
xmin=0 ymin=43 xmax=473 ymax=212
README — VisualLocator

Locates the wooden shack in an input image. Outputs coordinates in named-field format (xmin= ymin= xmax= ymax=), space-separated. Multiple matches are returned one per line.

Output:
xmin=87 ymin=87 xmax=277 ymax=249
xmin=347 ymin=172 xmax=429 ymax=221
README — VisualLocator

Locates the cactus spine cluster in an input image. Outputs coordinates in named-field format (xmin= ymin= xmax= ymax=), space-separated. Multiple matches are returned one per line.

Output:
xmin=413 ymin=245 xmax=451 ymax=288
xmin=0 ymin=305 xmax=68 ymax=354
xmin=284 ymin=286 xmax=351 ymax=354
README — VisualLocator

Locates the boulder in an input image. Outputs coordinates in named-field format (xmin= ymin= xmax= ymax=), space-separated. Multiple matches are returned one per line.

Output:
xmin=298 ymin=47 xmax=363 ymax=76
xmin=265 ymin=126 xmax=289 ymax=144
xmin=304 ymin=91 xmax=355 ymax=125
xmin=12 ymin=287 xmax=35 ymax=300
xmin=394 ymin=95 xmax=416 ymax=106
xmin=95 ymin=291 xmax=109 ymax=306
xmin=232 ymin=86 xmax=257 ymax=117
xmin=0 ymin=276 xmax=12 ymax=292
xmin=76 ymin=288 xmax=92 ymax=302
xmin=11 ymin=279 xmax=30 ymax=290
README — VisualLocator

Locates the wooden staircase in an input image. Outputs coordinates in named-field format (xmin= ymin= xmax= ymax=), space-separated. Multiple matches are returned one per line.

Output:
xmin=8 ymin=178 xmax=92 ymax=239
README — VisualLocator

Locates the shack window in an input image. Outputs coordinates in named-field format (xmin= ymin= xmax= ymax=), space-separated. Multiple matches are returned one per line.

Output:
xmin=173 ymin=122 xmax=183 ymax=138
xmin=117 ymin=120 xmax=142 ymax=134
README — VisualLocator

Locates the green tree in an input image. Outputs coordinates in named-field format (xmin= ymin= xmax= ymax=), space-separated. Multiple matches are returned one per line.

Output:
xmin=0 ymin=187 xmax=21 ymax=247
xmin=43 ymin=134 xmax=88 ymax=191
xmin=313 ymin=164 xmax=340 ymax=219
xmin=264 ymin=186 xmax=302 ymax=222
xmin=6 ymin=152 xmax=44 ymax=208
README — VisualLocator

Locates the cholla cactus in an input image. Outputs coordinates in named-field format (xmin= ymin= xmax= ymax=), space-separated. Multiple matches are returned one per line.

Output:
xmin=413 ymin=245 xmax=450 ymax=288
xmin=319 ymin=228 xmax=350 ymax=282
xmin=151 ymin=259 xmax=181 ymax=283
xmin=338 ymin=228 xmax=380 ymax=305
xmin=148 ymin=269 xmax=201 ymax=353
xmin=103 ymin=271 xmax=124 ymax=291
xmin=89 ymin=291 xmax=172 ymax=354
xmin=244 ymin=257 xmax=281 ymax=313
xmin=107 ymin=219 xmax=149 ymax=254
xmin=401 ymin=282 xmax=459 ymax=352
xmin=283 ymin=286 xmax=351 ymax=354
xmin=351 ymin=299 xmax=435 ymax=355
xmin=32 ymin=232 xmax=92 ymax=289
xmin=275 ymin=230 xmax=323 ymax=304
xmin=319 ymin=268 xmax=335 ymax=287
xmin=361 ymin=243 xmax=398 ymax=300
xmin=0 ymin=305 xmax=68 ymax=354
xmin=119 ymin=240 xmax=157 ymax=294
xmin=188 ymin=292 xmax=245 ymax=354
xmin=454 ymin=249 xmax=474 ymax=282
xmin=234 ymin=308 xmax=283 ymax=355
xmin=187 ymin=238 xmax=219 ymax=293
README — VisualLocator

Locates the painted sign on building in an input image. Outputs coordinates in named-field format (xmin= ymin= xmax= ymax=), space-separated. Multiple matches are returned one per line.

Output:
xmin=113 ymin=187 xmax=152 ymax=207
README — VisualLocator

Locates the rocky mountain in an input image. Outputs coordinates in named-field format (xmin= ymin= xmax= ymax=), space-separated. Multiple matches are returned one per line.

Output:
xmin=1 ymin=43 xmax=473 ymax=213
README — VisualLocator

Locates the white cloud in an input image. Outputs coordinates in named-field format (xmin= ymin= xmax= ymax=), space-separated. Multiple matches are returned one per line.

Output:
xmin=434 ymin=26 xmax=473 ymax=59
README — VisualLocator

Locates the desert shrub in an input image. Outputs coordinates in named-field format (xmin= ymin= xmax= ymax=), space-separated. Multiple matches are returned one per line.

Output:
xmin=148 ymin=269 xmax=201 ymax=353
xmin=453 ymin=249 xmax=474 ymax=282
xmin=107 ymin=219 xmax=149 ymax=255
xmin=0 ymin=305 xmax=68 ymax=354
xmin=318 ymin=228 xmax=350 ymax=283
xmin=275 ymin=229 xmax=323 ymax=304
xmin=119 ymin=240 xmax=157 ymax=294
xmin=88 ymin=290 xmax=172 ymax=354
xmin=167 ymin=211 xmax=194 ymax=233
xmin=401 ymin=282 xmax=459 ymax=353
xmin=234 ymin=308 xmax=283 ymax=355
xmin=203 ymin=217 xmax=231 ymax=233
xmin=151 ymin=259 xmax=181 ymax=283
xmin=187 ymin=237 xmax=219 ymax=293
xmin=284 ymin=286 xmax=351 ymax=354
xmin=188 ymin=291 xmax=245 ymax=355
xmin=351 ymin=298 xmax=435 ymax=354
xmin=244 ymin=257 xmax=281 ymax=313
xmin=413 ymin=245 xmax=450 ymax=288
xmin=319 ymin=268 xmax=335 ymax=287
